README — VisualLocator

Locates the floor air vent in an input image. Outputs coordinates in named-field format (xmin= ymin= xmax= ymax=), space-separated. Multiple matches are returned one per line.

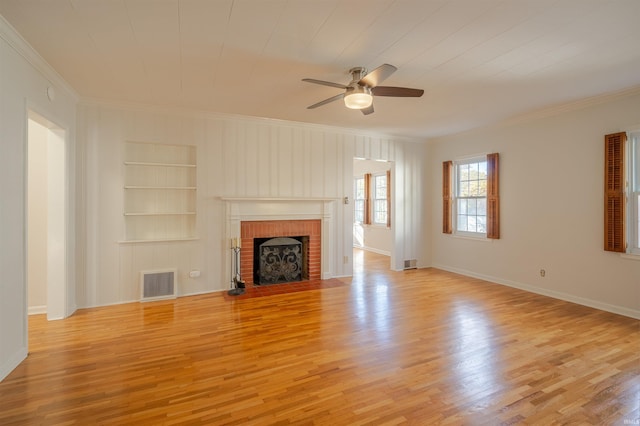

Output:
xmin=140 ymin=269 xmax=177 ymax=302
xmin=404 ymin=259 xmax=417 ymax=270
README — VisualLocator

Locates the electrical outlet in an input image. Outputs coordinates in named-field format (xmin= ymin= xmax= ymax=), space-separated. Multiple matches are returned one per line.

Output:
xmin=344 ymin=255 xmax=349 ymax=264
xmin=539 ymin=269 xmax=546 ymax=277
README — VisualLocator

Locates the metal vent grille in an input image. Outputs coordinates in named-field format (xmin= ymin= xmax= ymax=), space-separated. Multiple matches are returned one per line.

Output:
xmin=403 ymin=259 xmax=417 ymax=270
xmin=140 ymin=269 xmax=177 ymax=301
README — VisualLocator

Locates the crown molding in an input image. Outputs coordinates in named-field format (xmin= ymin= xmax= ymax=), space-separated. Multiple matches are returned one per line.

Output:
xmin=78 ymin=96 xmax=424 ymax=144
xmin=0 ymin=13 xmax=78 ymax=102
xmin=501 ymin=85 xmax=640 ymax=127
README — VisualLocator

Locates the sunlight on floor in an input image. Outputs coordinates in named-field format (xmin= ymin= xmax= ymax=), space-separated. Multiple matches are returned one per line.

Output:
xmin=353 ymin=247 xmax=365 ymax=273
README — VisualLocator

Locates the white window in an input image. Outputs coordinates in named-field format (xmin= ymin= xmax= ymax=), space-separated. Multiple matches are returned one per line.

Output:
xmin=372 ymin=173 xmax=387 ymax=225
xmin=629 ymin=131 xmax=640 ymax=254
xmin=454 ymin=157 xmax=487 ymax=236
xmin=354 ymin=177 xmax=365 ymax=223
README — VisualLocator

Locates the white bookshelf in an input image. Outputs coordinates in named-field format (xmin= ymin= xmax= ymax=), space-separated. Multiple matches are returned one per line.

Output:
xmin=123 ymin=142 xmax=197 ymax=242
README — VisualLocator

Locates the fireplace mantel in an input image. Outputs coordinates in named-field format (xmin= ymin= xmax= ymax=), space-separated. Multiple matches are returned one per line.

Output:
xmin=222 ymin=197 xmax=338 ymax=287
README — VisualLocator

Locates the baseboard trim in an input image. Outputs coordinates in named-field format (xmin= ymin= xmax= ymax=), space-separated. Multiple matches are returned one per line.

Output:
xmin=28 ymin=305 xmax=47 ymax=315
xmin=431 ymin=263 xmax=640 ymax=320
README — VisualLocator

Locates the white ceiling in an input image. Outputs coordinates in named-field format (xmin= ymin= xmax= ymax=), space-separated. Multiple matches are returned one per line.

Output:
xmin=1 ymin=0 xmax=640 ymax=139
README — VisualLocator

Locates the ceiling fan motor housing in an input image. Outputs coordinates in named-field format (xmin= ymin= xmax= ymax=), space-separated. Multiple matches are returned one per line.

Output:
xmin=349 ymin=67 xmax=368 ymax=86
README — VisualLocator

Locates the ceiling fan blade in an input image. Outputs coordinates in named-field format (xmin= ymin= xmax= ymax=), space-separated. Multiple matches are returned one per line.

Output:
xmin=307 ymin=93 xmax=345 ymax=109
xmin=372 ymin=86 xmax=424 ymax=97
xmin=361 ymin=104 xmax=374 ymax=115
xmin=359 ymin=64 xmax=397 ymax=87
xmin=302 ymin=78 xmax=348 ymax=90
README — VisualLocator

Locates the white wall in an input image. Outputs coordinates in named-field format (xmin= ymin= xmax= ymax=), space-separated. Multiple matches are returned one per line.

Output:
xmin=0 ymin=17 xmax=77 ymax=381
xmin=429 ymin=91 xmax=640 ymax=319
xmin=76 ymin=102 xmax=426 ymax=308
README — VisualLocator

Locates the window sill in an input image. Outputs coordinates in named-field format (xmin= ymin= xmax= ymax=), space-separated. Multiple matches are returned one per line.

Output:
xmin=450 ymin=233 xmax=493 ymax=242
xmin=620 ymin=253 xmax=640 ymax=261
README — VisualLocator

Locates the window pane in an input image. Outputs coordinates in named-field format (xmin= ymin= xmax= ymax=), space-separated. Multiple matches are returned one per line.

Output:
xmin=469 ymin=180 xmax=479 ymax=196
xmin=469 ymin=163 xmax=479 ymax=180
xmin=457 ymin=215 xmax=467 ymax=231
xmin=477 ymin=216 xmax=486 ymax=233
xmin=478 ymin=179 xmax=487 ymax=196
xmin=459 ymin=181 xmax=469 ymax=197
xmin=459 ymin=164 xmax=469 ymax=181
xmin=375 ymin=176 xmax=387 ymax=198
xmin=477 ymin=198 xmax=486 ymax=216
xmin=354 ymin=200 xmax=364 ymax=223
xmin=468 ymin=198 xmax=477 ymax=215
xmin=371 ymin=174 xmax=388 ymax=224
xmin=467 ymin=215 xmax=477 ymax=232
xmin=374 ymin=199 xmax=387 ymax=224
xmin=354 ymin=178 xmax=365 ymax=200
xmin=458 ymin=199 xmax=467 ymax=214
xmin=478 ymin=161 xmax=487 ymax=176
xmin=632 ymin=133 xmax=639 ymax=189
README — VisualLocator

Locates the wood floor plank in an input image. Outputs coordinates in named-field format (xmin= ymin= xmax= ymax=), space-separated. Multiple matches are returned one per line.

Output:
xmin=0 ymin=249 xmax=638 ymax=425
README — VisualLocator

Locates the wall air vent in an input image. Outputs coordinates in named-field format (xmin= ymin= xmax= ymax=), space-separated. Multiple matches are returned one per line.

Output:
xmin=140 ymin=269 xmax=177 ymax=302
xmin=403 ymin=259 xmax=417 ymax=270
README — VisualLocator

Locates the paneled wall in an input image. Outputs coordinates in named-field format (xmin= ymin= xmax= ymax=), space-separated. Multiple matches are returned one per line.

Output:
xmin=76 ymin=103 xmax=426 ymax=308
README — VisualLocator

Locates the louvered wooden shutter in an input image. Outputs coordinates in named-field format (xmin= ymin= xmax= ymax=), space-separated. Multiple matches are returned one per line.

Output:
xmin=604 ymin=132 xmax=626 ymax=252
xmin=363 ymin=173 xmax=372 ymax=225
xmin=386 ymin=170 xmax=391 ymax=228
xmin=442 ymin=161 xmax=453 ymax=234
xmin=486 ymin=153 xmax=500 ymax=239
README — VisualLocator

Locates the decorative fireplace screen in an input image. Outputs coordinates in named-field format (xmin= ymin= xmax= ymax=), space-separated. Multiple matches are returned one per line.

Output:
xmin=258 ymin=237 xmax=303 ymax=284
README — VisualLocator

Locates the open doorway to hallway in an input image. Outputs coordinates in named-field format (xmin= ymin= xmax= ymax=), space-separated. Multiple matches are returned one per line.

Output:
xmin=353 ymin=158 xmax=393 ymax=272
xmin=27 ymin=111 xmax=68 ymax=320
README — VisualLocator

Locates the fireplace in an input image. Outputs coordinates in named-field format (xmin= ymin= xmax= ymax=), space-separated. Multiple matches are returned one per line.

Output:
xmin=240 ymin=220 xmax=321 ymax=286
xmin=223 ymin=197 xmax=335 ymax=289
xmin=255 ymin=237 xmax=307 ymax=284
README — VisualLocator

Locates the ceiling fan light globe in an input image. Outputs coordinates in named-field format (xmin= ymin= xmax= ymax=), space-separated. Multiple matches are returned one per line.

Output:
xmin=344 ymin=92 xmax=373 ymax=109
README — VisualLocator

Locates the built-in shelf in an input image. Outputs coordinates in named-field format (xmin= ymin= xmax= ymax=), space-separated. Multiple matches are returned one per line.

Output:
xmin=123 ymin=141 xmax=197 ymax=242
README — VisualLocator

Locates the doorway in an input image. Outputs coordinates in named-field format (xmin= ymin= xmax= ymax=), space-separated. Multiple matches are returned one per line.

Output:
xmin=27 ymin=111 xmax=67 ymax=320
xmin=352 ymin=158 xmax=393 ymax=271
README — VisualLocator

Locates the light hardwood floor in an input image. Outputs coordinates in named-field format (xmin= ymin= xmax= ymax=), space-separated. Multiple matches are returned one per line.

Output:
xmin=1 ymin=250 xmax=638 ymax=425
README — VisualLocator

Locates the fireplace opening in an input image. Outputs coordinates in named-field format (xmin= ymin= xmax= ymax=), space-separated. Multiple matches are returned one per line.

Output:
xmin=253 ymin=236 xmax=309 ymax=285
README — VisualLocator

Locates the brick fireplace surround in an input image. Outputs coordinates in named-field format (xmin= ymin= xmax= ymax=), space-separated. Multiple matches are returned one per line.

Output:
xmin=240 ymin=219 xmax=321 ymax=286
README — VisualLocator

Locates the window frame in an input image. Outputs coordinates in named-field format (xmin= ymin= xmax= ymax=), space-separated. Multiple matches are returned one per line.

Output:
xmin=452 ymin=156 xmax=489 ymax=238
xmin=371 ymin=172 xmax=388 ymax=226
xmin=443 ymin=153 xmax=499 ymax=240
xmin=353 ymin=176 xmax=365 ymax=224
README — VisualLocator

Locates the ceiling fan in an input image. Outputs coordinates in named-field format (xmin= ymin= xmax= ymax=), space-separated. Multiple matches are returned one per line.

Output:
xmin=302 ymin=64 xmax=424 ymax=115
